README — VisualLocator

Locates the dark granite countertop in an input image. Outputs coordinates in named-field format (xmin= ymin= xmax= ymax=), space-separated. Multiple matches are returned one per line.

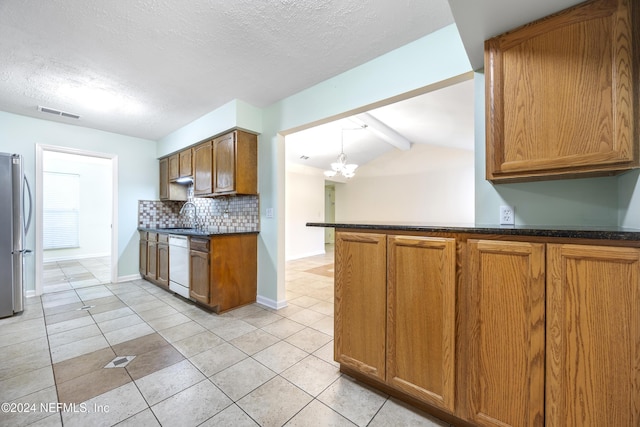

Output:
xmin=139 ymin=227 xmax=259 ymax=237
xmin=306 ymin=222 xmax=640 ymax=241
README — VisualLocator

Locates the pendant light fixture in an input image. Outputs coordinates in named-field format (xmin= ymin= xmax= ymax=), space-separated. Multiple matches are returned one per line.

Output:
xmin=324 ymin=125 xmax=366 ymax=178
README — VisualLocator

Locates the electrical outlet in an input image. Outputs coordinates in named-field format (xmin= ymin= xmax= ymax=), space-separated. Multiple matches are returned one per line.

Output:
xmin=499 ymin=205 xmax=515 ymax=225
xmin=265 ymin=207 xmax=274 ymax=218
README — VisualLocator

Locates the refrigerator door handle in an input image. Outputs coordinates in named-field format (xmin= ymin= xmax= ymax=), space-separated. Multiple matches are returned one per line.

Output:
xmin=23 ymin=176 xmax=32 ymax=235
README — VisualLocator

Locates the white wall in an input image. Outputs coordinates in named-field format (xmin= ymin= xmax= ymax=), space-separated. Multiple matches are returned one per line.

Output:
xmin=43 ymin=152 xmax=112 ymax=261
xmin=285 ymin=163 xmax=326 ymax=260
xmin=335 ymin=144 xmax=474 ymax=223
xmin=0 ymin=111 xmax=158 ymax=291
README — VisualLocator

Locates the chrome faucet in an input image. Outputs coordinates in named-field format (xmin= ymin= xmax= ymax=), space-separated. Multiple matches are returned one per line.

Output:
xmin=179 ymin=201 xmax=200 ymax=229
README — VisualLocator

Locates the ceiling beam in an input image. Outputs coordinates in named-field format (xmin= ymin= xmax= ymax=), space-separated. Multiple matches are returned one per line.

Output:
xmin=354 ymin=113 xmax=412 ymax=151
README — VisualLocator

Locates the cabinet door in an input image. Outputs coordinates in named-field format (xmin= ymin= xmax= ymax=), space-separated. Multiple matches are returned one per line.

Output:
xmin=213 ymin=132 xmax=235 ymax=194
xmin=193 ymin=141 xmax=212 ymax=196
xmin=546 ymin=244 xmax=640 ymax=426
xmin=179 ymin=149 xmax=192 ymax=178
xmin=157 ymin=243 xmax=169 ymax=288
xmin=335 ymin=232 xmax=386 ymax=381
xmin=387 ymin=235 xmax=456 ymax=412
xmin=168 ymin=154 xmax=179 ymax=181
xmin=147 ymin=241 xmax=158 ymax=281
xmin=485 ymin=0 xmax=637 ymax=182
xmin=190 ymin=250 xmax=210 ymax=304
xmin=139 ymin=235 xmax=147 ymax=276
xmin=159 ymin=158 xmax=169 ymax=200
xmin=466 ymin=240 xmax=545 ymax=427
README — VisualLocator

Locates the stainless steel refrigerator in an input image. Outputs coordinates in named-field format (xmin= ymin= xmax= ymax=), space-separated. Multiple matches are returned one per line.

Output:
xmin=0 ymin=153 xmax=32 ymax=318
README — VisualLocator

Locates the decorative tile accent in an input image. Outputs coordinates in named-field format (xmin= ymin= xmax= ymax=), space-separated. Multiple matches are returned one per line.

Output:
xmin=138 ymin=186 xmax=259 ymax=233
xmin=105 ymin=355 xmax=136 ymax=368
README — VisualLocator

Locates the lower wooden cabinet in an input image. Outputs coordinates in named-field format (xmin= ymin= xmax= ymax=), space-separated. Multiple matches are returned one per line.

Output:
xmin=335 ymin=232 xmax=387 ymax=381
xmin=334 ymin=230 xmax=640 ymax=426
xmin=387 ymin=235 xmax=456 ymax=412
xmin=156 ymin=236 xmax=169 ymax=288
xmin=189 ymin=238 xmax=210 ymax=304
xmin=335 ymin=232 xmax=457 ymax=413
xmin=139 ymin=231 xmax=148 ymax=276
xmin=465 ymin=240 xmax=545 ymax=427
xmin=147 ymin=237 xmax=158 ymax=281
xmin=546 ymin=244 xmax=640 ymax=426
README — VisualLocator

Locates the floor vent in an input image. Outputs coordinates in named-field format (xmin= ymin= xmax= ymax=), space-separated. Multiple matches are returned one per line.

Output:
xmin=38 ymin=105 xmax=81 ymax=119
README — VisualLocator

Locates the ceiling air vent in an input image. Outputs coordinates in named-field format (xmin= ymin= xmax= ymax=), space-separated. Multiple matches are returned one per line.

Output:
xmin=37 ymin=106 xmax=80 ymax=120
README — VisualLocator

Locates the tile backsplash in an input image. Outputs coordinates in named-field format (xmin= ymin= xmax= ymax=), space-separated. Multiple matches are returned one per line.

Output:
xmin=138 ymin=191 xmax=259 ymax=233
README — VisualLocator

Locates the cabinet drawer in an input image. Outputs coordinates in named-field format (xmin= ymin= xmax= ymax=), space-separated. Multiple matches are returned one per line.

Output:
xmin=190 ymin=238 xmax=210 ymax=252
xmin=158 ymin=234 xmax=169 ymax=244
xmin=139 ymin=231 xmax=147 ymax=240
xmin=147 ymin=232 xmax=158 ymax=242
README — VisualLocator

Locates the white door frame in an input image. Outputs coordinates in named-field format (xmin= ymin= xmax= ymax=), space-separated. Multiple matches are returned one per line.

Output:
xmin=35 ymin=144 xmax=118 ymax=295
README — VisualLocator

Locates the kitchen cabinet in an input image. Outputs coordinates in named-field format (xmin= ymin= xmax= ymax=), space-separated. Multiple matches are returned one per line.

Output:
xmin=156 ymin=234 xmax=169 ymax=288
xmin=139 ymin=231 xmax=148 ymax=276
xmin=189 ymin=237 xmax=210 ymax=304
xmin=331 ymin=226 xmax=640 ymax=426
xmin=387 ymin=235 xmax=456 ymax=412
xmin=168 ymin=154 xmax=179 ymax=181
xmin=146 ymin=233 xmax=158 ymax=281
xmin=465 ymin=240 xmax=545 ymax=427
xmin=159 ymin=157 xmax=187 ymax=201
xmin=334 ymin=232 xmax=456 ymax=413
xmin=485 ymin=0 xmax=639 ymax=182
xmin=213 ymin=131 xmax=257 ymax=195
xmin=193 ymin=130 xmax=257 ymax=197
xmin=193 ymin=141 xmax=212 ymax=196
xmin=179 ymin=148 xmax=192 ymax=178
xmin=546 ymin=244 xmax=640 ymax=426
xmin=335 ymin=232 xmax=386 ymax=381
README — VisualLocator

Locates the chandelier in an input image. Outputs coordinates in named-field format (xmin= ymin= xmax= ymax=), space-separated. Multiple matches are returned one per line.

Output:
xmin=324 ymin=126 xmax=366 ymax=178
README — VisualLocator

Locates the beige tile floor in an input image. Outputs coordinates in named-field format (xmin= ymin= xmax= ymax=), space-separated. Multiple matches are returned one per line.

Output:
xmin=0 ymin=247 xmax=451 ymax=426
xmin=43 ymin=256 xmax=112 ymax=293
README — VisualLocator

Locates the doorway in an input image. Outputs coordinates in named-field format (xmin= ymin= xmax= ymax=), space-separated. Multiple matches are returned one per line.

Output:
xmin=35 ymin=145 xmax=118 ymax=295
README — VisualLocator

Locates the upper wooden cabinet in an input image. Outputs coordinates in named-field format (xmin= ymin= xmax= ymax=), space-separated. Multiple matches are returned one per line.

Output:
xmin=193 ymin=141 xmax=213 ymax=196
xmin=159 ymin=157 xmax=187 ymax=201
xmin=485 ymin=0 xmax=639 ymax=182
xmin=168 ymin=154 xmax=179 ymax=181
xmin=193 ymin=130 xmax=258 ymax=197
xmin=179 ymin=148 xmax=192 ymax=178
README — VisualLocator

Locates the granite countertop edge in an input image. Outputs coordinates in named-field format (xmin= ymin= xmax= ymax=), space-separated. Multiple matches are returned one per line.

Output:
xmin=306 ymin=222 xmax=640 ymax=241
xmin=138 ymin=227 xmax=259 ymax=237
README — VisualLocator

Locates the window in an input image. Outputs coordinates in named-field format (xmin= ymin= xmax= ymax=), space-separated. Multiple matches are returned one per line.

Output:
xmin=43 ymin=172 xmax=80 ymax=250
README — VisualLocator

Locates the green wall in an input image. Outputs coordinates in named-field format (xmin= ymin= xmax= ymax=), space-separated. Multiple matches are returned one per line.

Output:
xmin=0 ymin=111 xmax=158 ymax=292
xmin=473 ymin=71 xmax=621 ymax=227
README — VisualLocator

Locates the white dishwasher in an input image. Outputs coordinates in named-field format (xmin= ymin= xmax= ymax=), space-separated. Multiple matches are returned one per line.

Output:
xmin=169 ymin=235 xmax=190 ymax=299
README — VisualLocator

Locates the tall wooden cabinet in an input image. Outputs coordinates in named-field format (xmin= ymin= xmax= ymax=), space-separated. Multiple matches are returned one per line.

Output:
xmin=156 ymin=234 xmax=169 ymax=288
xmin=189 ymin=237 xmax=210 ymax=304
xmin=485 ymin=0 xmax=639 ymax=182
xmin=546 ymin=244 xmax=640 ymax=426
xmin=465 ymin=240 xmax=545 ymax=427
xmin=335 ymin=232 xmax=457 ymax=413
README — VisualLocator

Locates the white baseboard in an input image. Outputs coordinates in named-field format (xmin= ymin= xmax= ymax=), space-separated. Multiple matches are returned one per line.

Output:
xmin=25 ymin=290 xmax=36 ymax=298
xmin=256 ymin=295 xmax=288 ymax=310
xmin=117 ymin=274 xmax=142 ymax=283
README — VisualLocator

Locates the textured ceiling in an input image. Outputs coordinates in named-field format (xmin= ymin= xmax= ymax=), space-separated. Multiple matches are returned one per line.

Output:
xmin=0 ymin=0 xmax=454 ymax=140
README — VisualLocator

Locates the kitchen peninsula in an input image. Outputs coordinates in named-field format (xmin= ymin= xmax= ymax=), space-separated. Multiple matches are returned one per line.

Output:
xmin=307 ymin=221 xmax=640 ymax=427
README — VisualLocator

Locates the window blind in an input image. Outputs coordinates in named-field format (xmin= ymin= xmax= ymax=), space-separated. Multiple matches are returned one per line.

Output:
xmin=43 ymin=172 xmax=80 ymax=250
